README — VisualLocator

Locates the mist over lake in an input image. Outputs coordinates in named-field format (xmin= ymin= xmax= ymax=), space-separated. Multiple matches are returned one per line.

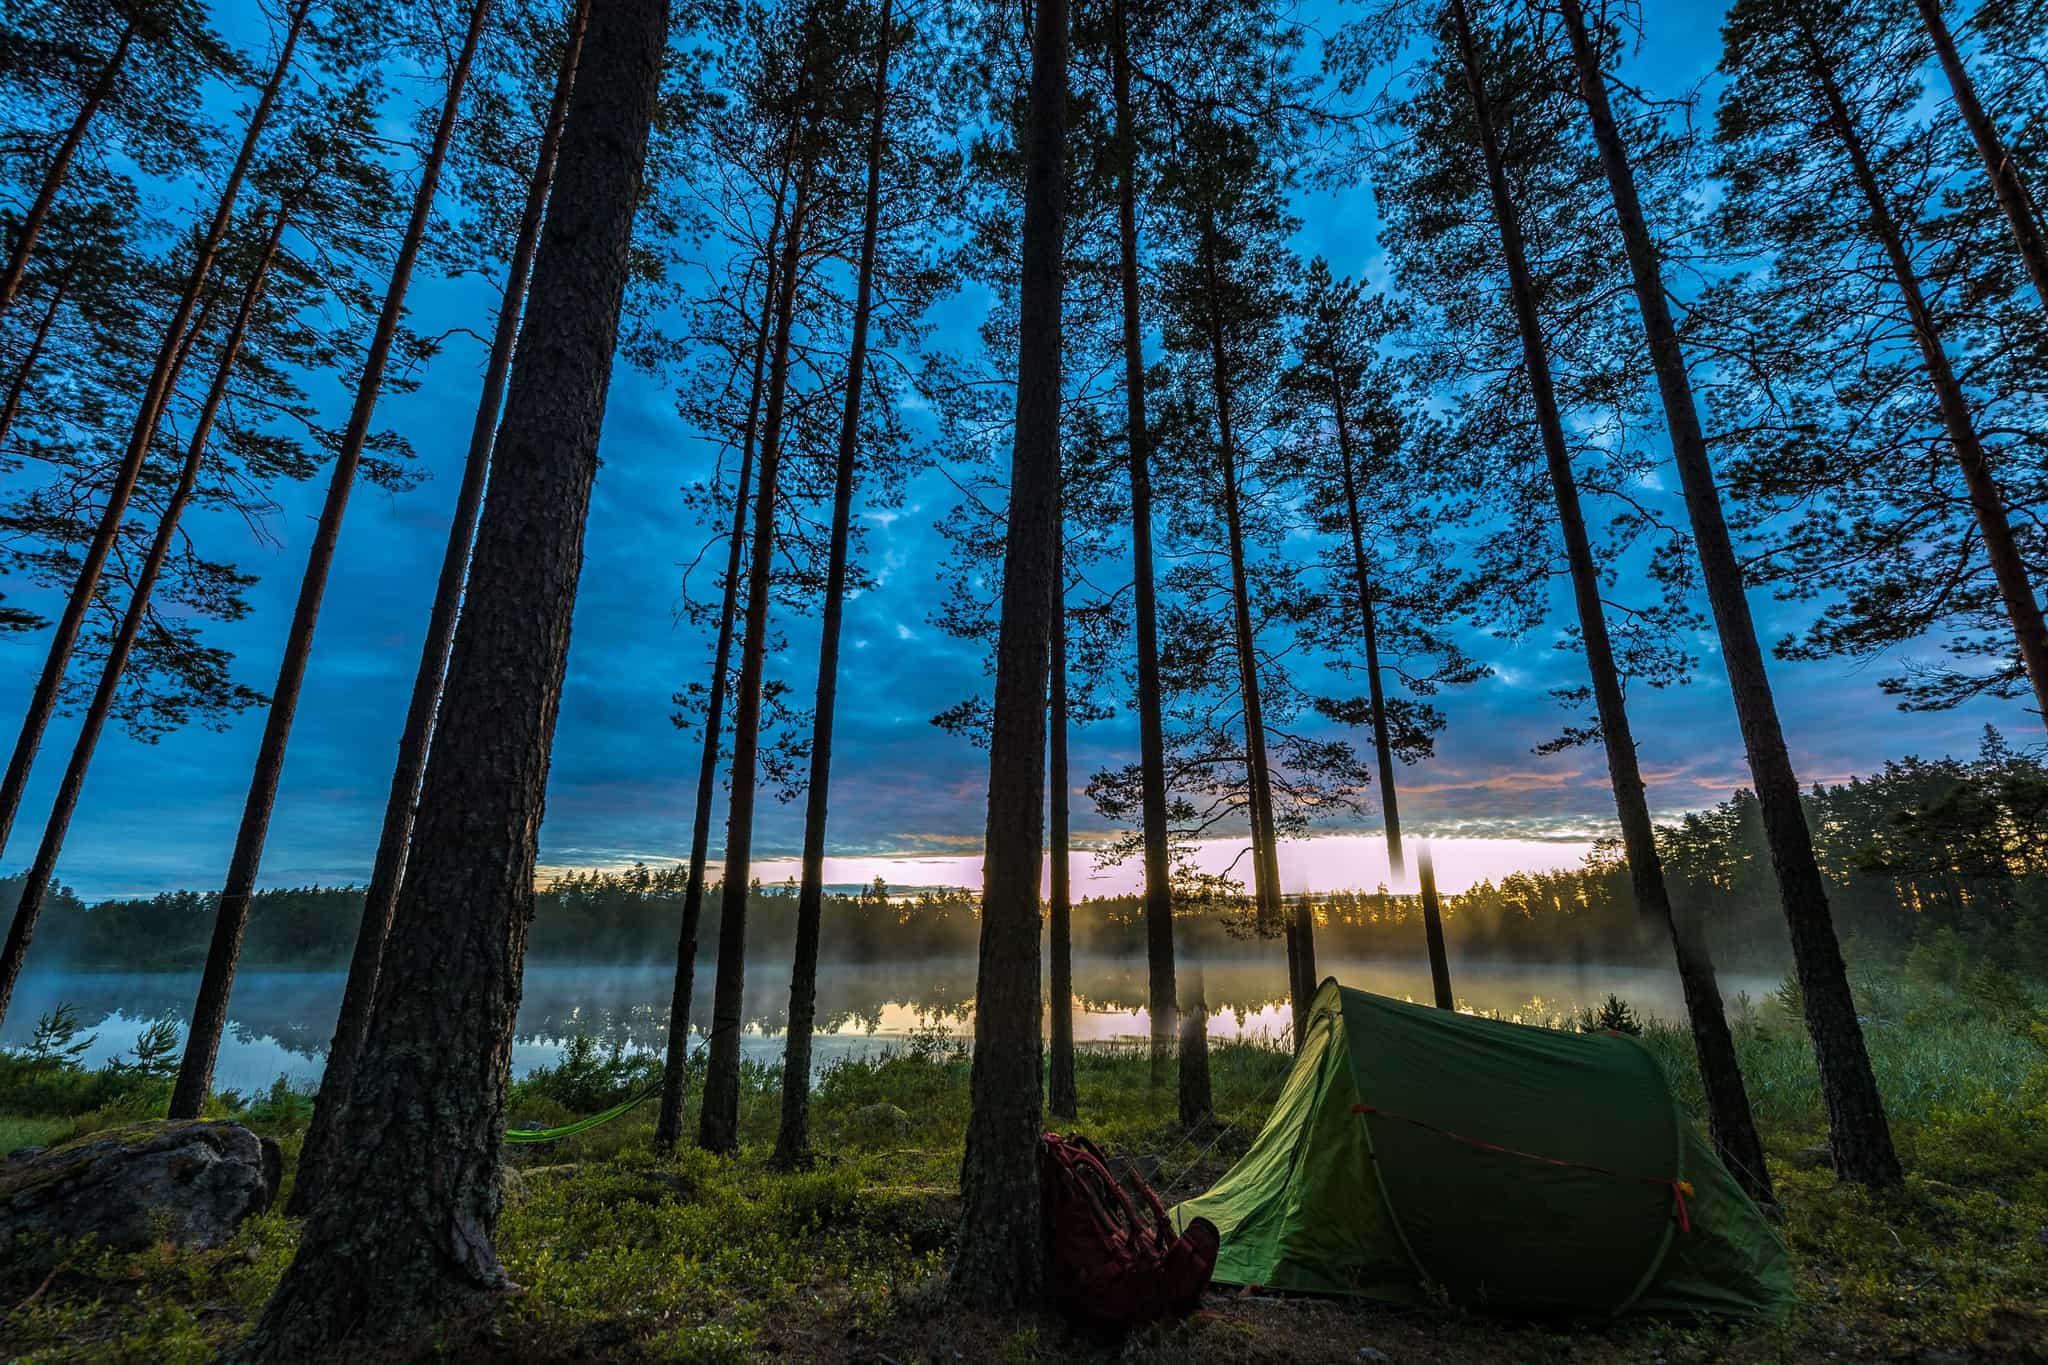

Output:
xmin=1 ymin=954 xmax=1784 ymax=1098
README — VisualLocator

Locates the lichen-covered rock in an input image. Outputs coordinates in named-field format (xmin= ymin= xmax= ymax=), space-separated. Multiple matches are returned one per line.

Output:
xmin=850 ymin=1102 xmax=913 ymax=1138
xmin=0 ymin=1120 xmax=281 ymax=1256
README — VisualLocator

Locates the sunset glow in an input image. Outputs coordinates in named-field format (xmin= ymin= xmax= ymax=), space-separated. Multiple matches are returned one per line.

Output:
xmin=734 ymin=832 xmax=1598 ymax=898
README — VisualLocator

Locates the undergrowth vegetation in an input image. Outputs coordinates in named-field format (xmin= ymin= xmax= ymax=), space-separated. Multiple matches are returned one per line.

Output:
xmin=0 ymin=944 xmax=2042 ymax=1362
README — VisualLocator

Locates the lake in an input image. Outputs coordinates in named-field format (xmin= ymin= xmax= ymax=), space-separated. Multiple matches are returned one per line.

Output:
xmin=0 ymin=953 xmax=1785 ymax=1097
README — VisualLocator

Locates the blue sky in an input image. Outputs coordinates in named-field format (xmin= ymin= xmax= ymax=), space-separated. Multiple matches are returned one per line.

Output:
xmin=0 ymin=0 xmax=2032 ymax=901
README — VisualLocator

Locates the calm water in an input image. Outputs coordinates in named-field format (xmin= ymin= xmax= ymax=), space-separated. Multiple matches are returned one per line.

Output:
xmin=0 ymin=954 xmax=1782 ymax=1097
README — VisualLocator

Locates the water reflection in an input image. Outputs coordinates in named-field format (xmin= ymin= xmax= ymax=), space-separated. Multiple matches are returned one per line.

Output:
xmin=0 ymin=953 xmax=1780 ymax=1097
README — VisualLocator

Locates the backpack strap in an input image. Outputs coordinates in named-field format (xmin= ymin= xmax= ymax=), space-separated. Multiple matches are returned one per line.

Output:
xmin=1067 ymin=1136 xmax=1146 ymax=1243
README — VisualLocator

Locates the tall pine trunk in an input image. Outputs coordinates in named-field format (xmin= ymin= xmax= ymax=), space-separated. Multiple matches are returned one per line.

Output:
xmin=1445 ymin=0 xmax=1683 ymax=966
xmin=0 ymin=267 xmax=70 ymax=452
xmin=1331 ymin=388 xmax=1405 ymax=884
xmin=290 ymin=0 xmax=589 ymax=1214
xmin=1047 ymin=521 xmax=1077 ymax=1121
xmin=1450 ymin=0 xmax=1804 ymax=1192
xmin=698 ymin=142 xmax=816 ymax=1156
xmin=1804 ymin=29 xmax=2048 ymax=734
xmin=1450 ymin=2 xmax=1793 ymax=1185
xmin=0 ymin=0 xmax=308 ymax=871
xmin=170 ymin=0 xmax=493 ymax=1119
xmin=0 ymin=21 xmax=134 ymax=318
xmin=229 ymin=0 xmax=664 ymax=1352
xmin=774 ymin=0 xmax=892 ymax=1169
xmin=1200 ymin=217 xmax=1298 ymax=1031
xmin=1417 ymin=841 xmax=1453 ymax=1009
xmin=0 ymin=210 xmax=284 ymax=1025
xmin=1914 ymin=0 xmax=2048 ymax=313
xmin=1110 ymin=0 xmax=1175 ymax=1086
xmin=951 ymin=0 xmax=1065 ymax=1305
xmin=1557 ymin=0 xmax=1794 ymax=1201
xmin=654 ymin=165 xmax=792 ymax=1156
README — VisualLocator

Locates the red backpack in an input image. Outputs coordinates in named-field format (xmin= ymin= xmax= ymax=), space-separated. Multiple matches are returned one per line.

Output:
xmin=1039 ymin=1131 xmax=1221 ymax=1331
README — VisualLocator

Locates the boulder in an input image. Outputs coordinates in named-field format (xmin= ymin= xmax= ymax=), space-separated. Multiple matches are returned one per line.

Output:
xmin=0 ymin=1120 xmax=281 ymax=1256
xmin=849 ymin=1102 xmax=913 ymax=1138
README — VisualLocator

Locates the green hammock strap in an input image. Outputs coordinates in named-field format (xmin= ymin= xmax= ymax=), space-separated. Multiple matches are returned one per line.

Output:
xmin=504 ymin=1080 xmax=662 ymax=1145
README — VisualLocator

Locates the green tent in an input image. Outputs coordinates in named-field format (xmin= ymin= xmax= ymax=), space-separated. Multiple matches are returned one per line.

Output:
xmin=1171 ymin=980 xmax=1796 ymax=1316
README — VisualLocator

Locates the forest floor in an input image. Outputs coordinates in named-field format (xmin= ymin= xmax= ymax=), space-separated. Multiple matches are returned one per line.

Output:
xmin=0 ymin=955 xmax=2044 ymax=1363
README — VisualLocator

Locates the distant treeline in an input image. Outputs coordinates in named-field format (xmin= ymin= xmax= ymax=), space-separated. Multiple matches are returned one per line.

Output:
xmin=9 ymin=734 xmax=2044 ymax=976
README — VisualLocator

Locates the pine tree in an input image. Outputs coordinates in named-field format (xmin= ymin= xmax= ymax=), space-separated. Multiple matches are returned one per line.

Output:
xmin=171 ymin=0 xmax=498 ymax=1118
xmin=1710 ymin=0 xmax=2048 ymax=724
xmin=653 ymin=158 xmax=788 ymax=1153
xmin=774 ymin=0 xmax=895 ymax=1169
xmin=0 ymin=0 xmax=312 ymax=874
xmin=697 ymin=0 xmax=830 ymax=1154
xmin=1283 ymin=261 xmax=1486 ymax=891
xmin=1146 ymin=110 xmax=1370 ymax=1037
xmin=1103 ymin=0 xmax=1175 ymax=1082
xmin=1343 ymin=0 xmax=1777 ymax=1192
xmin=290 ymin=0 xmax=593 ymax=1215
xmin=0 ymin=0 xmax=232 ymax=317
xmin=1910 ymin=0 xmax=2048 ymax=313
xmin=951 ymin=0 xmax=1065 ymax=1305
xmin=0 ymin=84 xmax=404 ymax=1028
xmin=231 ymin=0 xmax=666 ymax=1349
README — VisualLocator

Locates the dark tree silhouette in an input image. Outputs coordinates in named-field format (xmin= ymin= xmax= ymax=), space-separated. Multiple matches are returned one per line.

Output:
xmin=1911 ymin=0 xmax=2048 ymax=313
xmin=230 ymin=0 xmax=665 ymax=1351
xmin=1439 ymin=0 xmax=1780 ymax=1193
xmin=1047 ymin=510 xmax=1077 ymax=1119
xmin=1710 ymin=0 xmax=2048 ymax=723
xmin=1547 ymin=0 xmax=1790 ymax=1201
xmin=698 ymin=11 xmax=823 ymax=1154
xmin=951 ymin=0 xmax=1064 ymax=1305
xmin=1417 ymin=841 xmax=1452 ymax=1008
xmin=1107 ymin=0 xmax=1176 ymax=1084
xmin=0 ymin=0 xmax=310 ymax=885
xmin=171 ymin=0 xmax=496 ymax=1119
xmin=775 ymin=0 xmax=893 ymax=1169
xmin=654 ymin=184 xmax=785 ymax=1154
xmin=0 ymin=210 xmax=285 ymax=1024
xmin=0 ymin=0 xmax=229 ymax=317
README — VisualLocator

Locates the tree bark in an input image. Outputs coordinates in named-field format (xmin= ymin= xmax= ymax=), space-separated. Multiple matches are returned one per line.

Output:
xmin=229 ymin=0 xmax=663 ymax=1354
xmin=697 ymin=141 xmax=816 ymax=1156
xmin=1417 ymin=841 xmax=1453 ymax=1009
xmin=1915 ymin=0 xmax=2048 ymax=314
xmin=0 ymin=208 xmax=284 ymax=1027
xmin=1047 ymin=517 xmax=1077 ymax=1121
xmin=171 ymin=0 xmax=493 ymax=1120
xmin=951 ymin=0 xmax=1065 ymax=1306
xmin=1110 ymin=0 xmax=1175 ymax=1087
xmin=774 ymin=0 xmax=892 ymax=1169
xmin=1331 ymin=387 xmax=1404 ymax=885
xmin=1804 ymin=28 xmax=2048 ymax=733
xmin=0 ymin=267 xmax=70 ymax=454
xmin=654 ymin=169 xmax=792 ymax=1157
xmin=0 ymin=21 xmax=134 ymax=318
xmin=290 ymin=0 xmax=589 ymax=1215
xmin=1200 ymin=216 xmax=1297 ymax=1032
xmin=1556 ymin=0 xmax=1793 ymax=1202
xmin=0 ymin=0 xmax=308 ymax=873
